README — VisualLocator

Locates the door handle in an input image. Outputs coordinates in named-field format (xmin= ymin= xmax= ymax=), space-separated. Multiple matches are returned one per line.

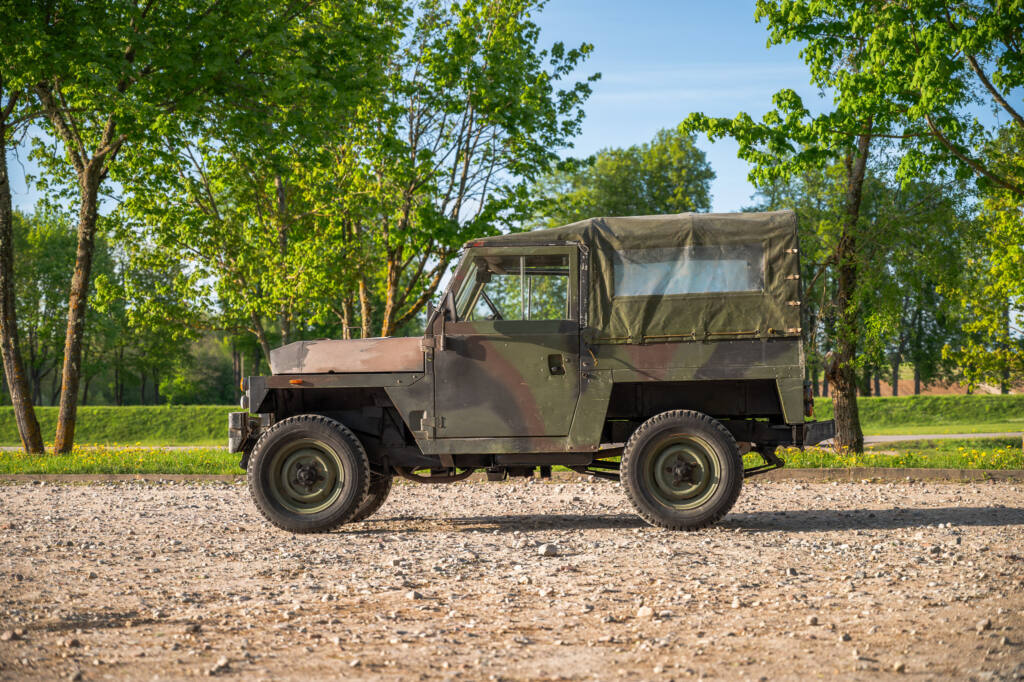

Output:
xmin=547 ymin=354 xmax=565 ymax=376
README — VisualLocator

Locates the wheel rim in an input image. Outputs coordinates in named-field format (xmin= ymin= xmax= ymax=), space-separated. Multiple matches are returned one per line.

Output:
xmin=644 ymin=433 xmax=720 ymax=510
xmin=268 ymin=438 xmax=344 ymax=514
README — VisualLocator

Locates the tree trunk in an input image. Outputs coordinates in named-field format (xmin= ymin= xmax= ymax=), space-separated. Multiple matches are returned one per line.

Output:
xmin=139 ymin=372 xmax=147 ymax=405
xmin=231 ymin=341 xmax=241 ymax=398
xmin=358 ymin=278 xmax=372 ymax=339
xmin=250 ymin=312 xmax=272 ymax=368
xmin=891 ymin=358 xmax=900 ymax=396
xmin=340 ymin=298 xmax=353 ymax=340
xmin=152 ymin=370 xmax=160 ymax=404
xmin=53 ymin=165 xmax=103 ymax=452
xmin=873 ymin=373 xmax=880 ymax=398
xmin=828 ymin=130 xmax=871 ymax=453
xmin=0 ymin=112 xmax=45 ymax=453
xmin=822 ymin=372 xmax=829 ymax=397
xmin=913 ymin=366 xmax=921 ymax=395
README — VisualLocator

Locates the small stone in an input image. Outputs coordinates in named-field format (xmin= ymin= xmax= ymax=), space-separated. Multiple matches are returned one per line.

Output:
xmin=839 ymin=632 xmax=851 ymax=642
xmin=69 ymin=672 xmax=83 ymax=682
xmin=405 ymin=590 xmax=423 ymax=600
xmin=653 ymin=664 xmax=665 ymax=674
xmin=806 ymin=615 xmax=818 ymax=626
xmin=977 ymin=618 xmax=992 ymax=633
xmin=999 ymin=636 xmax=1009 ymax=646
xmin=786 ymin=567 xmax=798 ymax=576
xmin=893 ymin=662 xmax=906 ymax=673
xmin=731 ymin=597 xmax=742 ymax=609
xmin=87 ymin=571 xmax=98 ymax=580
xmin=537 ymin=543 xmax=559 ymax=557
xmin=637 ymin=606 xmax=654 ymax=619
xmin=0 ymin=631 xmax=16 ymax=642
xmin=350 ymin=659 xmax=361 ymax=667
xmin=66 ymin=637 xmax=81 ymax=648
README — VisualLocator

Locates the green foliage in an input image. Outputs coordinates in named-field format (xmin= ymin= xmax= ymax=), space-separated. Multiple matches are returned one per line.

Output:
xmin=115 ymin=0 xmax=597 ymax=355
xmin=0 ymin=405 xmax=235 ymax=446
xmin=942 ymin=124 xmax=1024 ymax=388
xmin=533 ymin=125 xmax=713 ymax=226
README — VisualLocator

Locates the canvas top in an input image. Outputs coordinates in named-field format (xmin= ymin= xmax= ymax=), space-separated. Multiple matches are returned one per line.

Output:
xmin=469 ymin=210 xmax=802 ymax=343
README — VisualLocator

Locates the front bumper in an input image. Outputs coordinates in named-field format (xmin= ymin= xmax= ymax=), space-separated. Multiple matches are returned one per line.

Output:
xmin=228 ymin=412 xmax=271 ymax=454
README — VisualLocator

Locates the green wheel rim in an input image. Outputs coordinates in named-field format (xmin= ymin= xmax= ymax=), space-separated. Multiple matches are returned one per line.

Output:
xmin=644 ymin=433 xmax=720 ymax=510
xmin=268 ymin=438 xmax=344 ymax=515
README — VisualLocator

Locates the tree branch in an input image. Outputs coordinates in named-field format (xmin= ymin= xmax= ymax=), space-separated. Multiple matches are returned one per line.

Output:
xmin=923 ymin=114 xmax=1024 ymax=196
xmin=965 ymin=53 xmax=1024 ymax=130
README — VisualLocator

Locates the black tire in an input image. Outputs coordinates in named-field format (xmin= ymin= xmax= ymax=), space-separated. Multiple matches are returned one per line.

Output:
xmin=621 ymin=410 xmax=742 ymax=530
xmin=350 ymin=466 xmax=393 ymax=522
xmin=247 ymin=414 xmax=370 ymax=533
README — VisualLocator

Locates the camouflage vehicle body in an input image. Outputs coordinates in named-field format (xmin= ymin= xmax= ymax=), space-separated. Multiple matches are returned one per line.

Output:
xmin=232 ymin=210 xmax=834 ymax=531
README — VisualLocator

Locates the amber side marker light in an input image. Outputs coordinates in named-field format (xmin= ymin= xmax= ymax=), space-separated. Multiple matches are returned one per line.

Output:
xmin=289 ymin=379 xmax=303 ymax=385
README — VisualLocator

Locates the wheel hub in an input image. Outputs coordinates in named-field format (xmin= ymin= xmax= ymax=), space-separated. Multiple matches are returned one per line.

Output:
xmin=294 ymin=462 xmax=322 ymax=489
xmin=668 ymin=457 xmax=700 ymax=487
xmin=646 ymin=436 xmax=720 ymax=510
xmin=268 ymin=440 xmax=345 ymax=515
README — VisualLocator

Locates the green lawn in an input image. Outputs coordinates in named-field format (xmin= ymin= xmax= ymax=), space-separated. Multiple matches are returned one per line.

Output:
xmin=0 ymin=405 xmax=234 ymax=446
xmin=1 ymin=395 xmax=1021 ymax=452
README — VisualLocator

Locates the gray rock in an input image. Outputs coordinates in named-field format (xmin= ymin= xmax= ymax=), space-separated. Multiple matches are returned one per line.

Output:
xmin=537 ymin=543 xmax=559 ymax=557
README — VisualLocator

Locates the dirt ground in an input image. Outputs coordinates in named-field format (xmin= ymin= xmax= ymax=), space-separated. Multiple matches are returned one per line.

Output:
xmin=1 ymin=478 xmax=1023 ymax=681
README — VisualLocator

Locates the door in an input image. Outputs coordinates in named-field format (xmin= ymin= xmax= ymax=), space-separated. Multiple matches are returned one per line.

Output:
xmin=433 ymin=247 xmax=580 ymax=438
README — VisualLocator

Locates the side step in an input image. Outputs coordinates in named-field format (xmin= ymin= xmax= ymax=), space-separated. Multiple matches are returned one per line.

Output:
xmin=569 ymin=458 xmax=621 ymax=481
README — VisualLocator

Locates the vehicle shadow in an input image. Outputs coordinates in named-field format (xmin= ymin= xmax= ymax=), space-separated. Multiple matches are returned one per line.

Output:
xmin=721 ymin=506 xmax=1024 ymax=532
xmin=359 ymin=506 xmax=1024 ymax=534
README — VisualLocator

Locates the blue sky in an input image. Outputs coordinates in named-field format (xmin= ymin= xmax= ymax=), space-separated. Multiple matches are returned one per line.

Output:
xmin=537 ymin=0 xmax=818 ymax=212
xmin=7 ymin=2 xmax=818 ymax=214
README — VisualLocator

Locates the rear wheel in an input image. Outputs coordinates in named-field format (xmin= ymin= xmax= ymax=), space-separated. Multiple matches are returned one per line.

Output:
xmin=247 ymin=415 xmax=369 ymax=533
xmin=621 ymin=410 xmax=742 ymax=530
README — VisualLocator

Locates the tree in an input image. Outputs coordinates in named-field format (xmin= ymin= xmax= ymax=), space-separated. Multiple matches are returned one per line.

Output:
xmin=0 ymin=49 xmax=45 ymax=451
xmin=532 ymin=124 xmax=714 ymax=226
xmin=943 ymin=123 xmax=1024 ymax=389
xmin=118 ymin=0 xmax=596 ymax=362
xmin=684 ymin=0 xmax=1022 ymax=451
xmin=17 ymin=0 xmax=351 ymax=451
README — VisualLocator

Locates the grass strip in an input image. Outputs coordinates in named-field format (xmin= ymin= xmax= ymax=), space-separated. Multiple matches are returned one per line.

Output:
xmin=0 ymin=446 xmax=239 ymax=475
xmin=762 ymin=437 xmax=1024 ymax=470
xmin=2 ymin=439 xmax=1021 ymax=475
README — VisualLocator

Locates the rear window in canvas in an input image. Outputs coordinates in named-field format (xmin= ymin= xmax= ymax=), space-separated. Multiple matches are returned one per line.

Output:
xmin=613 ymin=244 xmax=764 ymax=297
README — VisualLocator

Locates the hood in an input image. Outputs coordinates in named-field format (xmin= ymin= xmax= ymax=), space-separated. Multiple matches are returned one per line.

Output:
xmin=269 ymin=337 xmax=424 ymax=375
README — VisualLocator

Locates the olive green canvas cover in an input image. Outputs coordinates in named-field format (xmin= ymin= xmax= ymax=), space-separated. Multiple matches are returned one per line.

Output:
xmin=477 ymin=210 xmax=801 ymax=343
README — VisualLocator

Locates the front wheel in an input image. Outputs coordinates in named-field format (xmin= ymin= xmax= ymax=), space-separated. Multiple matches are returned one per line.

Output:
xmin=349 ymin=466 xmax=393 ymax=522
xmin=621 ymin=410 xmax=742 ymax=530
xmin=247 ymin=415 xmax=370 ymax=533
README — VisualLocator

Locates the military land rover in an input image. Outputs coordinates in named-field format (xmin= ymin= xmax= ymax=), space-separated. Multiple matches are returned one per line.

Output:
xmin=230 ymin=211 xmax=834 ymax=532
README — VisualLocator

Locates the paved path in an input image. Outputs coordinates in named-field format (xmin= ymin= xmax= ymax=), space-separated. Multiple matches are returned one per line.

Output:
xmin=861 ymin=432 xmax=1022 ymax=443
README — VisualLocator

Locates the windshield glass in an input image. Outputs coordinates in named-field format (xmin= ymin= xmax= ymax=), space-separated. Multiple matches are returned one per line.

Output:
xmin=455 ymin=252 xmax=570 ymax=321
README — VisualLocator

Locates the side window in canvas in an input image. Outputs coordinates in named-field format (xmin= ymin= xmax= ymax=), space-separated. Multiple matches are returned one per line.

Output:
xmin=613 ymin=244 xmax=764 ymax=297
xmin=456 ymin=253 xmax=570 ymax=321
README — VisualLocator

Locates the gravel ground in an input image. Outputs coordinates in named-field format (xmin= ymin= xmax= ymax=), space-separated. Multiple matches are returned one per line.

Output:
xmin=1 ymin=479 xmax=1023 ymax=681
